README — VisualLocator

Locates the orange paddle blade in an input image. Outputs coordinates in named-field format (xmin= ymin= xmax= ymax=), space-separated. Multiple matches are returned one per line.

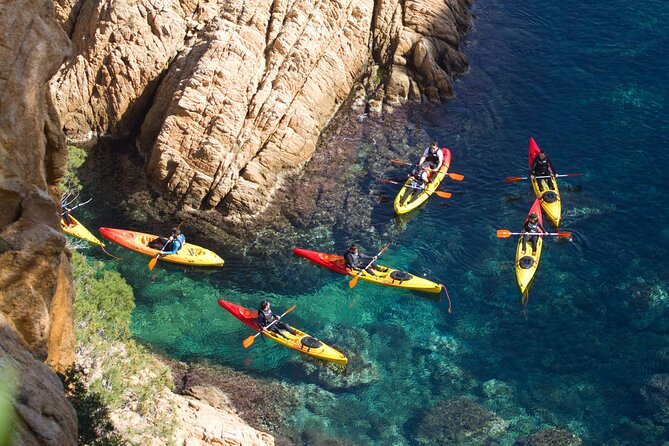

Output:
xmin=148 ymin=255 xmax=160 ymax=270
xmin=349 ymin=274 xmax=361 ymax=288
xmin=496 ymin=229 xmax=512 ymax=238
xmin=242 ymin=334 xmax=257 ymax=348
xmin=504 ymin=176 xmax=524 ymax=182
xmin=448 ymin=173 xmax=464 ymax=181
xmin=435 ymin=191 xmax=452 ymax=198
xmin=557 ymin=232 xmax=572 ymax=238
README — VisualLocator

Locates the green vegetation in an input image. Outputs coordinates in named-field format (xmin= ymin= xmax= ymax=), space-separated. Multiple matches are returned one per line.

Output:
xmin=65 ymin=252 xmax=176 ymax=445
xmin=61 ymin=145 xmax=87 ymax=194
xmin=0 ymin=365 xmax=16 ymax=445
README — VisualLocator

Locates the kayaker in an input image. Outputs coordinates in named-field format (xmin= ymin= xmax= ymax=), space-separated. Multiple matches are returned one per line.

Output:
xmin=408 ymin=167 xmax=431 ymax=190
xmin=148 ymin=227 xmax=186 ymax=254
xmin=61 ymin=205 xmax=74 ymax=227
xmin=530 ymin=150 xmax=557 ymax=191
xmin=344 ymin=244 xmax=383 ymax=277
xmin=256 ymin=300 xmax=298 ymax=339
xmin=522 ymin=213 xmax=545 ymax=255
xmin=418 ymin=140 xmax=443 ymax=172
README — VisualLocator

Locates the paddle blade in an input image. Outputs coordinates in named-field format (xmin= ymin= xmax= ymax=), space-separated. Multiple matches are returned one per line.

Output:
xmin=435 ymin=190 xmax=452 ymax=198
xmin=390 ymin=159 xmax=413 ymax=166
xmin=283 ymin=304 xmax=297 ymax=316
xmin=557 ymin=232 xmax=572 ymax=238
xmin=562 ymin=173 xmax=583 ymax=178
xmin=496 ymin=229 xmax=512 ymax=238
xmin=504 ymin=176 xmax=524 ymax=182
xmin=349 ymin=275 xmax=360 ymax=288
xmin=148 ymin=256 xmax=159 ymax=270
xmin=448 ymin=172 xmax=465 ymax=181
xmin=242 ymin=335 xmax=257 ymax=348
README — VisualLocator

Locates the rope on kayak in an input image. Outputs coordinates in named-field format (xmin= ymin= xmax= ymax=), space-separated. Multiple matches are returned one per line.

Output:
xmin=440 ymin=284 xmax=452 ymax=314
xmin=100 ymin=245 xmax=123 ymax=261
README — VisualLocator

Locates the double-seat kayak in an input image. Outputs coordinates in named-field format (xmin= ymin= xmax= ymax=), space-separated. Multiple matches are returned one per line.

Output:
xmin=394 ymin=148 xmax=452 ymax=215
xmin=217 ymin=299 xmax=348 ymax=365
xmin=99 ymin=227 xmax=224 ymax=267
xmin=61 ymin=215 xmax=105 ymax=247
xmin=293 ymin=248 xmax=442 ymax=295
xmin=529 ymin=137 xmax=561 ymax=227
xmin=515 ymin=198 xmax=544 ymax=306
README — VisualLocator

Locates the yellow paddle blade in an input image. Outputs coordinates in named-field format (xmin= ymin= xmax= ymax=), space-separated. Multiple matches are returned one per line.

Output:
xmin=435 ymin=190 xmax=452 ymax=198
xmin=448 ymin=173 xmax=465 ymax=181
xmin=496 ymin=229 xmax=512 ymax=238
xmin=148 ymin=255 xmax=160 ymax=270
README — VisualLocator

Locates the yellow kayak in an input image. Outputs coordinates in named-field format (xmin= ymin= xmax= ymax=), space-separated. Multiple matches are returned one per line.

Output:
xmin=293 ymin=248 xmax=442 ymax=294
xmin=218 ymin=299 xmax=348 ymax=365
xmin=515 ymin=198 xmax=544 ymax=307
xmin=99 ymin=227 xmax=224 ymax=267
xmin=61 ymin=215 xmax=105 ymax=247
xmin=529 ymin=137 xmax=561 ymax=227
xmin=394 ymin=148 xmax=452 ymax=215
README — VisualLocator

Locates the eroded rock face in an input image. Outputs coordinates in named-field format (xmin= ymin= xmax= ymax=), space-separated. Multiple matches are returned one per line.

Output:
xmin=50 ymin=0 xmax=473 ymax=219
xmin=0 ymin=316 xmax=77 ymax=445
xmin=0 ymin=0 xmax=77 ymax=442
xmin=0 ymin=0 xmax=74 ymax=371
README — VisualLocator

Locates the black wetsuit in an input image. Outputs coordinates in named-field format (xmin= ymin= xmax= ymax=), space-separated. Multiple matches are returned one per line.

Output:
xmin=344 ymin=249 xmax=382 ymax=275
xmin=61 ymin=206 xmax=73 ymax=226
xmin=522 ymin=219 xmax=545 ymax=253
xmin=531 ymin=155 xmax=556 ymax=191
xmin=422 ymin=148 xmax=443 ymax=170
xmin=257 ymin=307 xmax=297 ymax=338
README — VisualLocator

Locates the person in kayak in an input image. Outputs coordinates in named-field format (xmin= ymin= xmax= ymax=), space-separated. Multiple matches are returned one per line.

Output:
xmin=257 ymin=300 xmax=298 ymax=339
xmin=148 ymin=227 xmax=186 ymax=255
xmin=344 ymin=244 xmax=384 ymax=277
xmin=522 ymin=213 xmax=545 ymax=255
xmin=418 ymin=140 xmax=443 ymax=172
xmin=61 ymin=204 xmax=74 ymax=227
xmin=530 ymin=150 xmax=557 ymax=191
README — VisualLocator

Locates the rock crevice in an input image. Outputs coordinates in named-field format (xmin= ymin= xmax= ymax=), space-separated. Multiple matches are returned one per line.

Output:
xmin=50 ymin=0 xmax=473 ymax=220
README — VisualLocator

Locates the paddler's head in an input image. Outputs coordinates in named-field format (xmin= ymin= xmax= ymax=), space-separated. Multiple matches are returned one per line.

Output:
xmin=429 ymin=141 xmax=438 ymax=152
xmin=529 ymin=213 xmax=539 ymax=221
xmin=538 ymin=150 xmax=546 ymax=159
xmin=349 ymin=244 xmax=358 ymax=253
xmin=260 ymin=300 xmax=270 ymax=310
xmin=171 ymin=227 xmax=181 ymax=236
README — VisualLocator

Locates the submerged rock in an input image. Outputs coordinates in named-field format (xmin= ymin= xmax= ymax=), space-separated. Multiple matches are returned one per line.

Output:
xmin=513 ymin=427 xmax=582 ymax=446
xmin=641 ymin=373 xmax=669 ymax=425
xmin=415 ymin=397 xmax=509 ymax=445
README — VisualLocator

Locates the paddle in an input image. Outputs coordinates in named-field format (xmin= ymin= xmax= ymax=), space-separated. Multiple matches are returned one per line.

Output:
xmin=60 ymin=197 xmax=92 ymax=216
xmin=243 ymin=304 xmax=297 ymax=348
xmin=496 ymin=229 xmax=572 ymax=238
xmin=390 ymin=160 xmax=464 ymax=181
xmin=148 ymin=221 xmax=184 ymax=271
xmin=504 ymin=173 xmax=583 ymax=182
xmin=349 ymin=242 xmax=391 ymax=288
xmin=377 ymin=178 xmax=452 ymax=198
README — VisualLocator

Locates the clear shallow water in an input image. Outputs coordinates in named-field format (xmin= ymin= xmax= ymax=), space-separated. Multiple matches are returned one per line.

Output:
xmin=83 ymin=0 xmax=669 ymax=444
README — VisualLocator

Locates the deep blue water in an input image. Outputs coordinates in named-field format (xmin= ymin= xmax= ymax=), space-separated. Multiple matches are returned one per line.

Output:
xmin=81 ymin=0 xmax=669 ymax=444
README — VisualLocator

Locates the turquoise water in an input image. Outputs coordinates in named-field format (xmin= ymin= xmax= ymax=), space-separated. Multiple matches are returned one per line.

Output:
xmin=81 ymin=0 xmax=669 ymax=444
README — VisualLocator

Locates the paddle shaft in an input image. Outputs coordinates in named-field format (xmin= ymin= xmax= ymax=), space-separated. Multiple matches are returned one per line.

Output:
xmin=506 ymin=173 xmax=582 ymax=182
xmin=349 ymin=242 xmax=391 ymax=288
xmin=377 ymin=178 xmax=451 ymax=197
xmin=60 ymin=197 xmax=93 ymax=216
xmin=244 ymin=304 xmax=297 ymax=348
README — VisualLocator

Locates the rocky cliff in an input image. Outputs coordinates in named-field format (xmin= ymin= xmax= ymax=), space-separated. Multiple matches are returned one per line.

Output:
xmin=50 ymin=0 xmax=473 ymax=220
xmin=0 ymin=0 xmax=78 ymax=443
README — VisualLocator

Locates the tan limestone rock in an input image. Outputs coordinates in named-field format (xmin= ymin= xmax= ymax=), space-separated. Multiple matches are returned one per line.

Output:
xmin=49 ymin=0 xmax=195 ymax=142
xmin=0 ymin=0 xmax=77 ymax=442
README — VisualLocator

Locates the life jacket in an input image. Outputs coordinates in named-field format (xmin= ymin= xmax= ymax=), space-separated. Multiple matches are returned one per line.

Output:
xmin=344 ymin=250 xmax=360 ymax=269
xmin=425 ymin=149 xmax=440 ymax=166
xmin=524 ymin=219 xmax=541 ymax=233
xmin=532 ymin=157 xmax=551 ymax=176
xmin=173 ymin=233 xmax=186 ymax=252
xmin=257 ymin=308 xmax=274 ymax=327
